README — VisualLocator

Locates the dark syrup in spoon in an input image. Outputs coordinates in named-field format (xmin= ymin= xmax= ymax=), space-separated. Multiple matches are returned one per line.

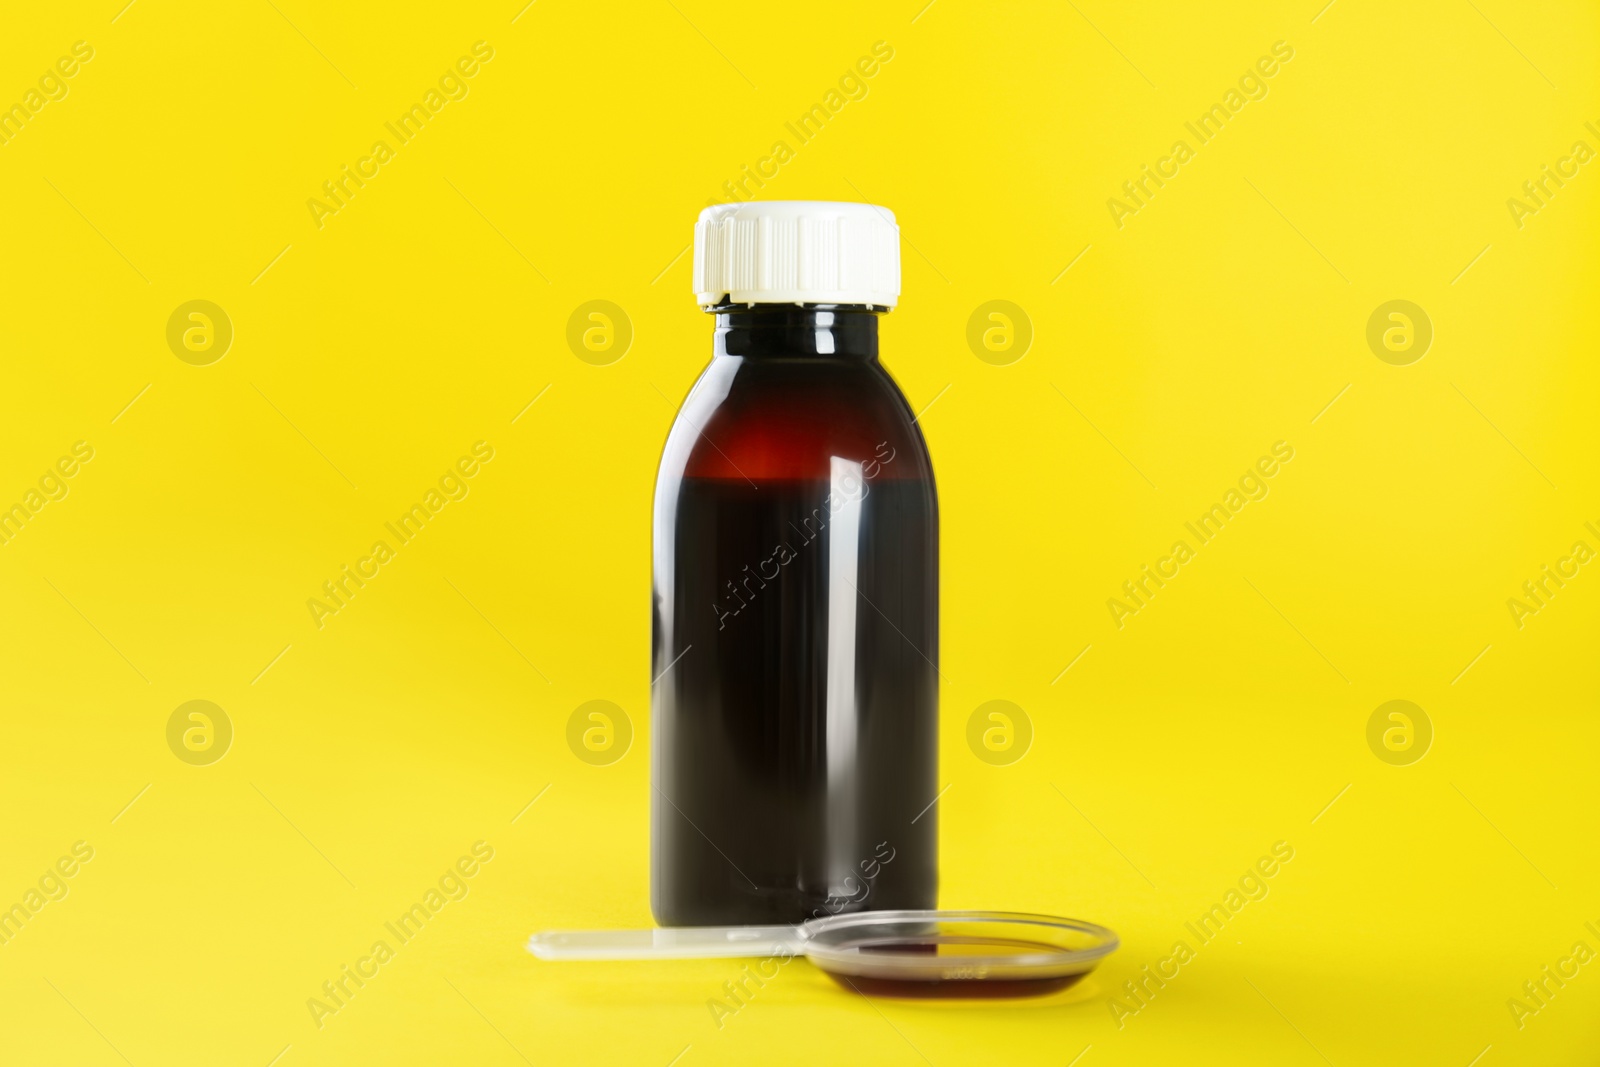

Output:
xmin=821 ymin=935 xmax=1092 ymax=998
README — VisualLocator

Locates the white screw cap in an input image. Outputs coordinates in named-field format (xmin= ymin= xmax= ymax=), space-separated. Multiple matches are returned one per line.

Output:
xmin=693 ymin=200 xmax=901 ymax=309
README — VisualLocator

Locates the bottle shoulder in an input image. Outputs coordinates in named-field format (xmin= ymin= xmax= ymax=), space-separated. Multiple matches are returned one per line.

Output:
xmin=660 ymin=355 xmax=934 ymax=486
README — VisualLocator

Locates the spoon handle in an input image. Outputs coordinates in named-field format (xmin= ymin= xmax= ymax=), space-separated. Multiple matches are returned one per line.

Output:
xmin=527 ymin=925 xmax=802 ymax=961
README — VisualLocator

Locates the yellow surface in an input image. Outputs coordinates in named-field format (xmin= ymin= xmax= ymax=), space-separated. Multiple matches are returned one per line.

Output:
xmin=2 ymin=1 xmax=1597 ymax=1063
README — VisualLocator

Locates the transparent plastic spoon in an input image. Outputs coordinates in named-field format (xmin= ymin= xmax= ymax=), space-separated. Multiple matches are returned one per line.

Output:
xmin=529 ymin=909 xmax=1118 ymax=997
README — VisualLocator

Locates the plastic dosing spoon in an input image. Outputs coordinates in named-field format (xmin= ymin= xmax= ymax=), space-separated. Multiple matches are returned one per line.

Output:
xmin=529 ymin=909 xmax=1119 ymax=998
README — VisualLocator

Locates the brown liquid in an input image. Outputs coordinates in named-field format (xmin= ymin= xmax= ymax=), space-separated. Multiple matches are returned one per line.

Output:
xmin=653 ymin=476 xmax=938 ymax=925
xmin=819 ymin=935 xmax=1091 ymax=999
xmin=832 ymin=969 xmax=1088 ymax=999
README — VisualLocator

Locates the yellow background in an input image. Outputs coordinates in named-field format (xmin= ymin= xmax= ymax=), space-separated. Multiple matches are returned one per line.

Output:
xmin=2 ymin=0 xmax=1597 ymax=1063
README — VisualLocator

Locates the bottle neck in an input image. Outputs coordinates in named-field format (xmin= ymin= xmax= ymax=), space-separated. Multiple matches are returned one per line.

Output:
xmin=711 ymin=305 xmax=881 ymax=361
